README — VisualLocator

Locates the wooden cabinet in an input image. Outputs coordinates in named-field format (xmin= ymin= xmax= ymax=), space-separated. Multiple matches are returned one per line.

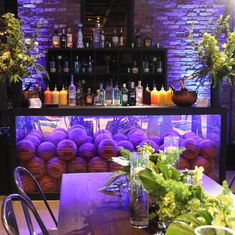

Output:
xmin=46 ymin=48 xmax=167 ymax=92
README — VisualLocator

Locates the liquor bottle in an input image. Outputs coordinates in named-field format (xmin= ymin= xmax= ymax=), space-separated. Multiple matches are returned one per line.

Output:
xmin=112 ymin=28 xmax=119 ymax=48
xmin=94 ymin=89 xmax=103 ymax=106
xmin=119 ymin=27 xmax=125 ymax=47
xmin=132 ymin=60 xmax=139 ymax=74
xmin=67 ymin=28 xmax=73 ymax=48
xmin=60 ymin=28 xmax=67 ymax=48
xmin=136 ymin=81 xmax=143 ymax=106
xmin=121 ymin=83 xmax=128 ymax=106
xmin=49 ymin=56 xmax=56 ymax=73
xmin=92 ymin=22 xmax=100 ymax=48
xmin=77 ymin=24 xmax=84 ymax=48
xmin=150 ymin=85 xmax=159 ymax=105
xmin=43 ymin=86 xmax=52 ymax=104
xmin=143 ymin=84 xmax=151 ymax=105
xmin=135 ymin=30 xmax=142 ymax=48
xmin=113 ymin=83 xmax=121 ymax=106
xmin=87 ymin=56 xmax=93 ymax=73
xmin=52 ymin=30 xmax=60 ymax=48
xmin=85 ymin=88 xmax=93 ymax=106
xmin=74 ymin=56 xmax=80 ymax=73
xmin=100 ymin=30 xmax=105 ymax=48
xmin=150 ymin=57 xmax=157 ymax=73
xmin=68 ymin=74 xmax=76 ymax=106
xmin=156 ymin=57 xmax=163 ymax=74
xmin=63 ymin=56 xmax=69 ymax=73
xmin=128 ymin=81 xmax=136 ymax=106
xmin=144 ymin=33 xmax=152 ymax=48
xmin=52 ymin=85 xmax=59 ymax=104
xmin=59 ymin=85 xmax=68 ymax=106
xmin=143 ymin=57 xmax=149 ymax=73
xmin=57 ymin=55 xmax=62 ymax=73
xmin=104 ymin=82 xmax=113 ymax=106
xmin=99 ymin=83 xmax=105 ymax=105
xmin=76 ymin=80 xmax=84 ymax=106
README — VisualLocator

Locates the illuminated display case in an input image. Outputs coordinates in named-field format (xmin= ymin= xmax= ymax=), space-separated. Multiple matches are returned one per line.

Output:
xmin=10 ymin=106 xmax=227 ymax=198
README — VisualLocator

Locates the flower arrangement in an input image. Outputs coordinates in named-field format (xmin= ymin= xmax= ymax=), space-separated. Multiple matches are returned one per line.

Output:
xmin=188 ymin=15 xmax=235 ymax=87
xmin=106 ymin=144 xmax=235 ymax=234
xmin=0 ymin=13 xmax=48 ymax=84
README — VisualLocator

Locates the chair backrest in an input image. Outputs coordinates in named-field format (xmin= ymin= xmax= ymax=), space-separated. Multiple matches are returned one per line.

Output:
xmin=1 ymin=193 xmax=50 ymax=235
xmin=14 ymin=167 xmax=58 ymax=229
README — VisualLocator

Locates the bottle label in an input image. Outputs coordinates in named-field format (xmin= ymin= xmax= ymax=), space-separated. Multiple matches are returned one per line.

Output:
xmin=67 ymin=35 xmax=73 ymax=48
xmin=122 ymin=94 xmax=128 ymax=102
xmin=86 ymin=95 xmax=93 ymax=104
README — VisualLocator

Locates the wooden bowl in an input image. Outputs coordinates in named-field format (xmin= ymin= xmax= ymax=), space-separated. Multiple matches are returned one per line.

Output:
xmin=172 ymin=90 xmax=197 ymax=107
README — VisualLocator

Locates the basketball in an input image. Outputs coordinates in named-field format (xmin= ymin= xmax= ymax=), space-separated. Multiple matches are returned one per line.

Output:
xmin=109 ymin=161 xmax=123 ymax=171
xmin=182 ymin=131 xmax=197 ymax=139
xmin=128 ymin=129 xmax=148 ymax=148
xmin=94 ymin=134 xmax=113 ymax=147
xmin=98 ymin=139 xmax=118 ymax=160
xmin=24 ymin=134 xmax=41 ymax=148
xmin=86 ymin=135 xmax=94 ymax=143
xmin=139 ymin=140 xmax=159 ymax=153
xmin=181 ymin=138 xmax=200 ymax=160
xmin=57 ymin=139 xmax=77 ymax=161
xmin=24 ymin=157 xmax=46 ymax=179
xmin=149 ymin=136 xmax=161 ymax=146
xmin=53 ymin=128 xmax=68 ymax=134
xmin=94 ymin=129 xmax=112 ymax=139
xmin=47 ymin=157 xmax=67 ymax=178
xmin=21 ymin=174 xmax=36 ymax=193
xmin=38 ymin=175 xmax=57 ymax=192
xmin=16 ymin=129 xmax=26 ymax=142
xmin=200 ymin=139 xmax=217 ymax=160
xmin=16 ymin=139 xmax=35 ymax=162
xmin=45 ymin=131 xmax=67 ymax=146
xmin=117 ymin=140 xmax=134 ymax=152
xmin=37 ymin=141 xmax=56 ymax=161
xmin=78 ymin=143 xmax=97 ymax=160
xmin=68 ymin=128 xmax=88 ymax=147
xmin=29 ymin=129 xmax=44 ymax=141
xmin=191 ymin=156 xmax=211 ymax=174
xmin=88 ymin=157 xmax=108 ymax=172
xmin=113 ymin=133 xmax=127 ymax=142
xmin=70 ymin=124 xmax=86 ymax=131
xmin=67 ymin=157 xmax=88 ymax=173
xmin=177 ymin=156 xmax=190 ymax=170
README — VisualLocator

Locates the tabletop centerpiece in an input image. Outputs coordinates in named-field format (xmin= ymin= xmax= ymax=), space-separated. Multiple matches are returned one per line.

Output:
xmin=187 ymin=15 xmax=235 ymax=107
xmin=103 ymin=144 xmax=235 ymax=234
xmin=0 ymin=13 xmax=48 ymax=107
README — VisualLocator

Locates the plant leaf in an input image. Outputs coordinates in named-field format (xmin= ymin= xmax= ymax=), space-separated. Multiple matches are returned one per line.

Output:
xmin=166 ymin=221 xmax=194 ymax=235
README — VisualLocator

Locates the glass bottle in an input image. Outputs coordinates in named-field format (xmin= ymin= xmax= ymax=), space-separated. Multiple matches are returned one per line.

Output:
xmin=143 ymin=84 xmax=151 ymax=105
xmin=67 ymin=28 xmax=73 ymax=48
xmin=57 ymin=55 xmax=62 ymax=73
xmin=144 ymin=33 xmax=152 ymax=48
xmin=68 ymin=74 xmax=76 ymax=106
xmin=113 ymin=83 xmax=121 ymax=106
xmin=92 ymin=22 xmax=100 ymax=48
xmin=77 ymin=24 xmax=84 ymax=48
xmin=150 ymin=85 xmax=159 ymax=105
xmin=135 ymin=30 xmax=142 ymax=48
xmin=119 ymin=27 xmax=125 ymax=47
xmin=104 ymin=82 xmax=113 ymax=106
xmin=94 ymin=89 xmax=103 ymax=106
xmin=143 ymin=57 xmax=149 ymax=73
xmin=150 ymin=57 xmax=157 ymax=73
xmin=87 ymin=56 xmax=93 ymax=73
xmin=128 ymin=81 xmax=136 ymax=106
xmin=136 ymin=81 xmax=143 ymax=106
xmin=100 ymin=30 xmax=105 ymax=48
xmin=60 ymin=28 xmax=67 ymax=48
xmin=63 ymin=56 xmax=69 ymax=73
xmin=156 ymin=57 xmax=163 ymax=74
xmin=132 ymin=60 xmax=139 ymax=74
xmin=43 ymin=86 xmax=52 ymax=104
xmin=59 ymin=85 xmax=68 ymax=106
xmin=52 ymin=30 xmax=60 ymax=48
xmin=74 ymin=56 xmax=80 ymax=73
xmin=51 ymin=85 xmax=59 ymax=104
xmin=112 ymin=27 xmax=119 ymax=48
xmin=121 ymin=83 xmax=128 ymax=106
xmin=85 ymin=88 xmax=93 ymax=106
xmin=49 ymin=56 xmax=56 ymax=73
xmin=76 ymin=80 xmax=84 ymax=106
xmin=99 ymin=83 xmax=105 ymax=105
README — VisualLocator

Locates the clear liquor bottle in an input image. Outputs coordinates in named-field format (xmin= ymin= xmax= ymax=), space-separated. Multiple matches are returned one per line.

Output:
xmin=74 ymin=56 xmax=80 ymax=73
xmin=67 ymin=28 xmax=73 ymax=48
xmin=87 ymin=56 xmax=93 ymax=73
xmin=49 ymin=56 xmax=56 ymax=73
xmin=52 ymin=30 xmax=60 ymax=48
xmin=119 ymin=27 xmax=125 ymax=47
xmin=92 ymin=22 xmax=100 ymax=48
xmin=68 ymin=74 xmax=76 ymax=106
xmin=76 ymin=80 xmax=84 ymax=106
xmin=113 ymin=83 xmax=121 ymax=106
xmin=121 ymin=83 xmax=128 ymax=106
xmin=136 ymin=81 xmax=143 ymax=106
xmin=104 ymin=82 xmax=113 ymax=106
xmin=128 ymin=82 xmax=136 ymax=106
xmin=77 ymin=24 xmax=84 ymax=48
xmin=63 ymin=56 xmax=69 ymax=73
xmin=112 ymin=27 xmax=119 ymax=48
xmin=99 ymin=83 xmax=105 ymax=106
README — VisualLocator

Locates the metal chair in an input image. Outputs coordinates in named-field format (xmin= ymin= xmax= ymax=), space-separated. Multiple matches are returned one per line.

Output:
xmin=1 ymin=193 xmax=50 ymax=235
xmin=13 ymin=166 xmax=58 ymax=235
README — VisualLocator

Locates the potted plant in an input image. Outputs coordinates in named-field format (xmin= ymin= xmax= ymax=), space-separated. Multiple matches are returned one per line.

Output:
xmin=0 ymin=13 xmax=48 ymax=107
xmin=187 ymin=15 xmax=235 ymax=107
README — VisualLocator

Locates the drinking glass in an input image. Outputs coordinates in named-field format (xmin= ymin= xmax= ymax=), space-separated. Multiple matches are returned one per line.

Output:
xmin=130 ymin=152 xmax=149 ymax=228
xmin=194 ymin=225 xmax=235 ymax=235
xmin=164 ymin=135 xmax=179 ymax=154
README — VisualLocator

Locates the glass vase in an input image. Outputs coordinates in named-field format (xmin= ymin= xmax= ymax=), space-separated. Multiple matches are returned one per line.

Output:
xmin=194 ymin=225 xmax=235 ymax=235
xmin=130 ymin=152 xmax=149 ymax=228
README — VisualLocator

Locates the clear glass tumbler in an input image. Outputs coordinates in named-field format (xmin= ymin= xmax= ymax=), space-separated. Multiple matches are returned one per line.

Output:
xmin=130 ymin=152 xmax=149 ymax=228
xmin=163 ymin=135 xmax=180 ymax=154
xmin=194 ymin=225 xmax=235 ymax=235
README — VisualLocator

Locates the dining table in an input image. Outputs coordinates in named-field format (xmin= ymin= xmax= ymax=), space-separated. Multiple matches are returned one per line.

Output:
xmin=56 ymin=172 xmax=226 ymax=235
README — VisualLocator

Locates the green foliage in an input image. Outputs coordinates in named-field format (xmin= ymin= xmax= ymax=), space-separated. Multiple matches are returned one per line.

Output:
xmin=0 ymin=13 xmax=48 ymax=83
xmin=188 ymin=15 xmax=235 ymax=87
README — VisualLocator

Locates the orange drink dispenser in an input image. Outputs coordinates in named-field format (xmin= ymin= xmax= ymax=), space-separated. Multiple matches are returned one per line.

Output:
xmin=166 ymin=87 xmax=173 ymax=105
xmin=59 ymin=85 xmax=68 ymax=106
xmin=150 ymin=85 xmax=159 ymax=105
xmin=52 ymin=85 xmax=59 ymax=104
xmin=43 ymin=86 xmax=52 ymax=104
xmin=158 ymin=86 xmax=167 ymax=105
